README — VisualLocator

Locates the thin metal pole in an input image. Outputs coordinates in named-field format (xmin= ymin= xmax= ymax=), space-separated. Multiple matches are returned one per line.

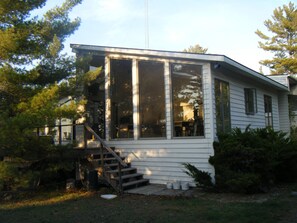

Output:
xmin=145 ymin=0 xmax=149 ymax=49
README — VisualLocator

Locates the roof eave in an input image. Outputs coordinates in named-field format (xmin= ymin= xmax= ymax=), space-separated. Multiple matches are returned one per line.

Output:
xmin=222 ymin=57 xmax=288 ymax=91
xmin=71 ymin=44 xmax=288 ymax=92
xmin=71 ymin=44 xmax=225 ymax=61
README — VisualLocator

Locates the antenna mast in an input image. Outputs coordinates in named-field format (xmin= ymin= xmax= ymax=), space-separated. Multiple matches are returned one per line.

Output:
xmin=145 ymin=0 xmax=149 ymax=49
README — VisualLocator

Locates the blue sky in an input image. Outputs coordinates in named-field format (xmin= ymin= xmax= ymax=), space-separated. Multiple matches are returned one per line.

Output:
xmin=42 ymin=0 xmax=292 ymax=74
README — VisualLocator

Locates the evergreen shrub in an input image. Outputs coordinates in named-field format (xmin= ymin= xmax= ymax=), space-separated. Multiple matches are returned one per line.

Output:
xmin=0 ymin=136 xmax=75 ymax=191
xmin=182 ymin=163 xmax=214 ymax=190
xmin=209 ymin=127 xmax=297 ymax=193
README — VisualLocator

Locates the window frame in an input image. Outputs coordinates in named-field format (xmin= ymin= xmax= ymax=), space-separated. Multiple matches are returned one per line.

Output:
xmin=138 ymin=60 xmax=166 ymax=138
xmin=109 ymin=58 xmax=134 ymax=139
xmin=170 ymin=62 xmax=205 ymax=138
xmin=264 ymin=94 xmax=273 ymax=128
xmin=244 ymin=88 xmax=257 ymax=115
xmin=106 ymin=55 xmax=208 ymax=140
xmin=215 ymin=78 xmax=231 ymax=134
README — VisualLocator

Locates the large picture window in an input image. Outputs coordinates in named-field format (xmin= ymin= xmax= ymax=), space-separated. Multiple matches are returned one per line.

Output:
xmin=110 ymin=59 xmax=133 ymax=138
xmin=264 ymin=95 xmax=273 ymax=127
xmin=215 ymin=79 xmax=231 ymax=133
xmin=139 ymin=61 xmax=166 ymax=137
xmin=171 ymin=63 xmax=204 ymax=137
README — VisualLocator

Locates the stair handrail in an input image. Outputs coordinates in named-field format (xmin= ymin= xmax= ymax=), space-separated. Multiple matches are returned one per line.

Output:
xmin=84 ymin=123 xmax=127 ymax=168
xmin=36 ymin=122 xmax=126 ymax=193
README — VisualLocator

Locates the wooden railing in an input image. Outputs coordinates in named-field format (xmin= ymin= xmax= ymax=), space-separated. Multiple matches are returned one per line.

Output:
xmin=83 ymin=123 xmax=127 ymax=167
xmin=36 ymin=123 xmax=81 ymax=146
xmin=83 ymin=123 xmax=126 ymax=193
xmin=36 ymin=122 xmax=127 ymax=193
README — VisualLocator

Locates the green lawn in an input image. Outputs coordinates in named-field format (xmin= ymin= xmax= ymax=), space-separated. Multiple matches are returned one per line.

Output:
xmin=1 ymin=186 xmax=297 ymax=223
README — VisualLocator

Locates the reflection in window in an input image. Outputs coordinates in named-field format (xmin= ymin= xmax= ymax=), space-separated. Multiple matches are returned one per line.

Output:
xmin=171 ymin=63 xmax=204 ymax=137
xmin=87 ymin=55 xmax=105 ymax=138
xmin=110 ymin=59 xmax=133 ymax=138
xmin=139 ymin=61 xmax=166 ymax=137
xmin=264 ymin=95 xmax=273 ymax=127
xmin=215 ymin=79 xmax=231 ymax=133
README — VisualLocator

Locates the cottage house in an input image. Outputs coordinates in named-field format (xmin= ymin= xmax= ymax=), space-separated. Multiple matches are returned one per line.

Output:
xmin=71 ymin=44 xmax=290 ymax=187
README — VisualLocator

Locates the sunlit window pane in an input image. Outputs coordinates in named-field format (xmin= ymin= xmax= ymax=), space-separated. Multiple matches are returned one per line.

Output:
xmin=171 ymin=63 xmax=204 ymax=137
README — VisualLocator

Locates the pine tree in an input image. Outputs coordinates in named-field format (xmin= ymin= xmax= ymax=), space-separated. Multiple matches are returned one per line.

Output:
xmin=255 ymin=2 xmax=297 ymax=75
xmin=0 ymin=0 xmax=83 ymax=130
xmin=183 ymin=44 xmax=208 ymax=54
xmin=0 ymin=0 xmax=84 ymax=190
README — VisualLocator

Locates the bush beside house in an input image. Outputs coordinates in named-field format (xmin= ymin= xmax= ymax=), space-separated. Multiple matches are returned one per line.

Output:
xmin=208 ymin=127 xmax=297 ymax=193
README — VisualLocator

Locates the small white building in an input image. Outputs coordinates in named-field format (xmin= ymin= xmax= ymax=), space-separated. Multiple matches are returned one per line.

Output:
xmin=71 ymin=44 xmax=290 ymax=185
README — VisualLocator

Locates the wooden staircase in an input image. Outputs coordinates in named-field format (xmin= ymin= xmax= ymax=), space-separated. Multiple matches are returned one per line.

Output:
xmin=83 ymin=124 xmax=149 ymax=193
xmin=87 ymin=150 xmax=149 ymax=192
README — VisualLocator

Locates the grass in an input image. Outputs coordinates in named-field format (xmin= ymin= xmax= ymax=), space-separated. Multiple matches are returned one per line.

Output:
xmin=1 ymin=185 xmax=297 ymax=223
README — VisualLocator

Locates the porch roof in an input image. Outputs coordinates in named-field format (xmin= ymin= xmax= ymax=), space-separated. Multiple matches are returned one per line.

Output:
xmin=71 ymin=44 xmax=288 ymax=91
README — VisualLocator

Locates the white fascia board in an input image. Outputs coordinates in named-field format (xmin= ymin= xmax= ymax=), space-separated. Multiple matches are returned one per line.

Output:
xmin=71 ymin=44 xmax=224 ymax=61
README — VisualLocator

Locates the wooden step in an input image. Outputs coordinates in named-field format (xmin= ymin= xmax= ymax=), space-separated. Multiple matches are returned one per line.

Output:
xmin=104 ymin=163 xmax=119 ymax=168
xmin=104 ymin=163 xmax=130 ymax=168
xmin=122 ymin=179 xmax=149 ymax=188
xmin=91 ymin=157 xmax=125 ymax=163
xmin=81 ymin=143 xmax=150 ymax=192
xmin=91 ymin=152 xmax=120 ymax=159
xmin=106 ymin=167 xmax=136 ymax=174
xmin=113 ymin=173 xmax=143 ymax=181
xmin=103 ymin=157 xmax=125 ymax=161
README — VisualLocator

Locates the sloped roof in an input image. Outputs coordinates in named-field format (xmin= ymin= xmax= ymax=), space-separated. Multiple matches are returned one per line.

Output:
xmin=71 ymin=44 xmax=288 ymax=91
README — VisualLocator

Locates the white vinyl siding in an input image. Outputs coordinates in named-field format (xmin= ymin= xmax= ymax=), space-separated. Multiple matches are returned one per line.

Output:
xmin=107 ymin=138 xmax=213 ymax=185
xmin=213 ymin=69 xmax=281 ymax=133
xmin=278 ymin=92 xmax=290 ymax=133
